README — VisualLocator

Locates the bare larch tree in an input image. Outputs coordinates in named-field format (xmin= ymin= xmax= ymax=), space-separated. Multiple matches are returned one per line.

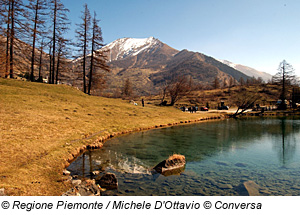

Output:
xmin=88 ymin=11 xmax=109 ymax=95
xmin=26 ymin=0 xmax=47 ymax=82
xmin=49 ymin=0 xmax=69 ymax=84
xmin=75 ymin=3 xmax=91 ymax=93
xmin=0 ymin=0 xmax=27 ymax=79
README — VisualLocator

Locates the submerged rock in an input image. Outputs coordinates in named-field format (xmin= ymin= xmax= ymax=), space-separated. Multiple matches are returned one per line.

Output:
xmin=96 ymin=173 xmax=118 ymax=190
xmin=153 ymin=154 xmax=186 ymax=176
xmin=243 ymin=180 xmax=261 ymax=196
xmin=216 ymin=161 xmax=230 ymax=166
xmin=235 ymin=163 xmax=247 ymax=168
xmin=217 ymin=183 xmax=233 ymax=189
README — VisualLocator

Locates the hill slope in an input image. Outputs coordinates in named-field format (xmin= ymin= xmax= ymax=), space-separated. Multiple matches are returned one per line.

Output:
xmin=0 ymin=78 xmax=219 ymax=195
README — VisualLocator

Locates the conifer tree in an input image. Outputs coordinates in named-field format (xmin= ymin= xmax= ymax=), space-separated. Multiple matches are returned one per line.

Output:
xmin=87 ymin=11 xmax=109 ymax=95
xmin=273 ymin=60 xmax=296 ymax=110
xmin=26 ymin=0 xmax=48 ymax=82
xmin=0 ymin=0 xmax=10 ymax=77
xmin=8 ymin=0 xmax=28 ymax=78
xmin=239 ymin=77 xmax=245 ymax=86
xmin=55 ymin=36 xmax=69 ymax=84
xmin=212 ymin=77 xmax=220 ymax=89
xmin=36 ymin=38 xmax=44 ymax=82
xmin=75 ymin=3 xmax=91 ymax=93
xmin=122 ymin=78 xmax=133 ymax=97
xmin=49 ymin=0 xmax=69 ymax=84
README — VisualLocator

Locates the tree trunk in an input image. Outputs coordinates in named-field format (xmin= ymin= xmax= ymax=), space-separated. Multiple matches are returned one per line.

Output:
xmin=51 ymin=0 xmax=57 ymax=84
xmin=55 ymin=55 xmax=60 ymax=84
xmin=30 ymin=0 xmax=40 ymax=82
xmin=82 ymin=22 xmax=87 ymax=93
xmin=88 ymin=22 xmax=95 ymax=95
xmin=38 ymin=44 xmax=43 ymax=82
xmin=48 ymin=46 xmax=52 ymax=83
xmin=9 ymin=0 xmax=15 ymax=79
xmin=5 ymin=1 xmax=11 ymax=78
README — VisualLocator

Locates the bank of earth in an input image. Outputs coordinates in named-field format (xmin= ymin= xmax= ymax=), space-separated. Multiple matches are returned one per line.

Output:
xmin=0 ymin=79 xmax=224 ymax=196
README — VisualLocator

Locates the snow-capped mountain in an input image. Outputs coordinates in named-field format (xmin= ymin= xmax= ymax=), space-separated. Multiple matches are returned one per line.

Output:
xmin=71 ymin=37 xmax=251 ymax=95
xmin=102 ymin=37 xmax=163 ymax=61
xmin=219 ymin=59 xmax=272 ymax=82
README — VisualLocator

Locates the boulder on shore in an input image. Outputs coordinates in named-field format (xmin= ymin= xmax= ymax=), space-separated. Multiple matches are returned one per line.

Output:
xmin=0 ymin=188 xmax=5 ymax=196
xmin=62 ymin=179 xmax=100 ymax=196
xmin=96 ymin=173 xmax=118 ymax=190
xmin=153 ymin=154 xmax=186 ymax=176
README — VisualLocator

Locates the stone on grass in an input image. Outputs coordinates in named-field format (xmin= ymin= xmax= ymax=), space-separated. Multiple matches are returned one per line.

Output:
xmin=63 ymin=169 xmax=71 ymax=176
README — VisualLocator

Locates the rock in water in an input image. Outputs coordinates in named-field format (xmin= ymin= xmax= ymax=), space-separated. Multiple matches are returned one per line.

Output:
xmin=96 ymin=173 xmax=118 ymax=190
xmin=153 ymin=154 xmax=186 ymax=176
xmin=243 ymin=180 xmax=261 ymax=196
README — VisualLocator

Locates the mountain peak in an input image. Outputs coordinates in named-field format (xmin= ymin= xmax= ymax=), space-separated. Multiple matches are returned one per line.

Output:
xmin=218 ymin=59 xmax=272 ymax=81
xmin=103 ymin=37 xmax=162 ymax=61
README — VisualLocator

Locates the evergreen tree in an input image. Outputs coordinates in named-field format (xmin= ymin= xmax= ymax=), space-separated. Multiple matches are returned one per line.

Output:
xmin=273 ymin=60 xmax=296 ymax=110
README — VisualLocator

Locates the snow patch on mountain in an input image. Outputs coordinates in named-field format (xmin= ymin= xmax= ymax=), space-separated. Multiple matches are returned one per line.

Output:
xmin=102 ymin=37 xmax=161 ymax=61
xmin=219 ymin=60 xmax=238 ymax=69
xmin=218 ymin=59 xmax=272 ymax=82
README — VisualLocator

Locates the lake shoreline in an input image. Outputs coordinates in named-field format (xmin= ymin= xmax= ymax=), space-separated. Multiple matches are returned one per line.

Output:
xmin=63 ymin=110 xmax=300 ymax=196
xmin=66 ymin=113 xmax=300 ymax=196
xmin=63 ymin=113 xmax=226 ymax=169
xmin=61 ymin=113 xmax=227 ymax=195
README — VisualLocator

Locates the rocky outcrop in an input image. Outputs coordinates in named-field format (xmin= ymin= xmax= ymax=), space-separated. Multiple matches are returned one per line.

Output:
xmin=96 ymin=173 xmax=118 ymax=190
xmin=153 ymin=154 xmax=186 ymax=176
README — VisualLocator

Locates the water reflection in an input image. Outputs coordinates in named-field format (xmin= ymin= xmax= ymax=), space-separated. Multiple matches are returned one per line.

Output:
xmin=272 ymin=118 xmax=298 ymax=166
xmin=68 ymin=117 xmax=300 ymax=196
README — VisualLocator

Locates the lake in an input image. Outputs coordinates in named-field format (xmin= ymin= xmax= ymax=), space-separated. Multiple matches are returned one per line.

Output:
xmin=67 ymin=117 xmax=300 ymax=196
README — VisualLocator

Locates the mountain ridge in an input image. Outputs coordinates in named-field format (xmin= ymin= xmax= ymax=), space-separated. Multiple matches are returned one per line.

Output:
xmin=1 ymin=35 xmax=273 ymax=96
xmin=218 ymin=59 xmax=272 ymax=82
xmin=94 ymin=37 xmax=253 ymax=95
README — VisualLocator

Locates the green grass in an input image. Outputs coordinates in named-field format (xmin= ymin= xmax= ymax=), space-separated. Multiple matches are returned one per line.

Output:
xmin=0 ymin=79 xmax=221 ymax=196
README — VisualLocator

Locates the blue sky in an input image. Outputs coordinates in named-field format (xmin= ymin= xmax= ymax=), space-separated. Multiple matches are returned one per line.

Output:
xmin=63 ymin=0 xmax=300 ymax=77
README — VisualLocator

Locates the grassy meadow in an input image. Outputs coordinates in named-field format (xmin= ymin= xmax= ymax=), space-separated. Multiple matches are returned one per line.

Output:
xmin=0 ymin=79 xmax=221 ymax=196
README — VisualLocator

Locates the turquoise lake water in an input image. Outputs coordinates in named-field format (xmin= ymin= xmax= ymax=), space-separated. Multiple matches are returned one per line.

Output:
xmin=68 ymin=117 xmax=300 ymax=196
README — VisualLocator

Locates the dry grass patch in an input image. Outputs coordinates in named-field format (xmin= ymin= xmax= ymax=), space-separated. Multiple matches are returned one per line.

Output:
xmin=0 ymin=79 xmax=222 ymax=195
